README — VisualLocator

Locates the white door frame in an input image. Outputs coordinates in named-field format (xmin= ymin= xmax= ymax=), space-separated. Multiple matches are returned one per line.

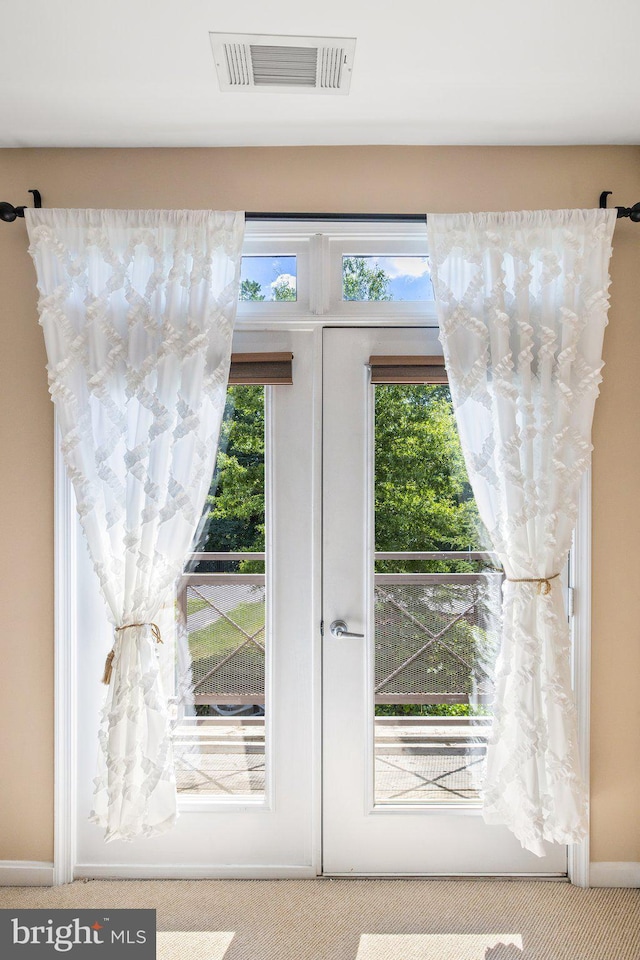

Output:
xmin=567 ymin=468 xmax=592 ymax=887
xmin=52 ymin=218 xmax=592 ymax=883
xmin=53 ymin=424 xmax=78 ymax=886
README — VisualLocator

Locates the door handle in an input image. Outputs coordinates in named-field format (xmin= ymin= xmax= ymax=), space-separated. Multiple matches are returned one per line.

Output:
xmin=329 ymin=619 xmax=364 ymax=639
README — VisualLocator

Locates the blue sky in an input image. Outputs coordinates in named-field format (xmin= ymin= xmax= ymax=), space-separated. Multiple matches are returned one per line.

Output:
xmin=240 ymin=254 xmax=433 ymax=302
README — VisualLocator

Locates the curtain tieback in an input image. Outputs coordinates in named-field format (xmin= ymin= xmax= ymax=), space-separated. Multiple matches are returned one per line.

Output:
xmin=505 ymin=572 xmax=560 ymax=596
xmin=102 ymin=622 xmax=163 ymax=685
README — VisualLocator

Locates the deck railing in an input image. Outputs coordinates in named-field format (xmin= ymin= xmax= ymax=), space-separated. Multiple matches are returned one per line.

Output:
xmin=177 ymin=551 xmax=503 ymax=708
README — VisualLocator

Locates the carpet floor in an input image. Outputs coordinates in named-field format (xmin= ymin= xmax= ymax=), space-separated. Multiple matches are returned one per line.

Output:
xmin=1 ymin=879 xmax=638 ymax=960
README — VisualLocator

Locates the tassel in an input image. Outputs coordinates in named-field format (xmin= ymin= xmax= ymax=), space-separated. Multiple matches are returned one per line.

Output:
xmin=102 ymin=621 xmax=162 ymax=683
xmin=103 ymin=621 xmax=162 ymax=683
xmin=102 ymin=649 xmax=115 ymax=685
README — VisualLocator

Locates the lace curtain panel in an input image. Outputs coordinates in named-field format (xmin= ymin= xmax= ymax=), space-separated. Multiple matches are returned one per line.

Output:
xmin=26 ymin=208 xmax=245 ymax=841
xmin=427 ymin=209 xmax=616 ymax=856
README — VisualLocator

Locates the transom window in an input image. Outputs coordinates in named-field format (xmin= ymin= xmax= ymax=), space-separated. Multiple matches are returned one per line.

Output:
xmin=237 ymin=220 xmax=436 ymax=322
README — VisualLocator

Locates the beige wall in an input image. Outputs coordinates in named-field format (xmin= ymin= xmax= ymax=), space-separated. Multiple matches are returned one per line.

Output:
xmin=1 ymin=146 xmax=639 ymax=866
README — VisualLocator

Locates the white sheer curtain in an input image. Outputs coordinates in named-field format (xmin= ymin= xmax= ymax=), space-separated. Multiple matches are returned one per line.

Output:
xmin=427 ymin=209 xmax=616 ymax=855
xmin=26 ymin=208 xmax=245 ymax=841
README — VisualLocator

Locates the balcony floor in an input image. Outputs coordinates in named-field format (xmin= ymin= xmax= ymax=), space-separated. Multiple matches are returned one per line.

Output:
xmin=174 ymin=719 xmax=489 ymax=802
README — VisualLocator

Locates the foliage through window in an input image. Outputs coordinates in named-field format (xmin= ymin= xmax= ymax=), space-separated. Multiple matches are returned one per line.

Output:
xmin=239 ymin=256 xmax=297 ymax=302
xmin=343 ymin=255 xmax=432 ymax=302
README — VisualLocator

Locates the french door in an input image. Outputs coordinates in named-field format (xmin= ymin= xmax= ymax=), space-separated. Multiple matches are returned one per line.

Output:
xmin=74 ymin=328 xmax=320 ymax=877
xmin=321 ymin=327 xmax=567 ymax=876
xmin=71 ymin=324 xmax=568 ymax=877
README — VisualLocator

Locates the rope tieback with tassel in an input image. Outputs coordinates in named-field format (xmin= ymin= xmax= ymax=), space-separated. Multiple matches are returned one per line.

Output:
xmin=102 ymin=622 xmax=163 ymax=685
xmin=505 ymin=572 xmax=560 ymax=596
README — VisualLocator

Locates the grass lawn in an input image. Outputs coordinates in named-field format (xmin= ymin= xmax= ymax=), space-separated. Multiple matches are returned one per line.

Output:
xmin=186 ymin=595 xmax=208 ymax=616
xmin=187 ymin=598 xmax=265 ymax=662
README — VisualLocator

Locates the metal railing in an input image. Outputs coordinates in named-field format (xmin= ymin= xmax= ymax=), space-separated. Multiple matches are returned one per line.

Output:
xmin=177 ymin=551 xmax=502 ymax=708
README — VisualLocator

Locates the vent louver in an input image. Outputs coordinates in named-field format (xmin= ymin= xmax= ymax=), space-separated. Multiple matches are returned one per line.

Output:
xmin=251 ymin=45 xmax=317 ymax=87
xmin=211 ymin=33 xmax=355 ymax=95
xmin=320 ymin=47 xmax=344 ymax=89
xmin=224 ymin=44 xmax=251 ymax=87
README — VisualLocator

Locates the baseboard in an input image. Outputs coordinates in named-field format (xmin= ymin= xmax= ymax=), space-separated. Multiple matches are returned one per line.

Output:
xmin=6 ymin=860 xmax=636 ymax=886
xmin=589 ymin=862 xmax=640 ymax=888
xmin=74 ymin=863 xmax=318 ymax=880
xmin=0 ymin=861 xmax=54 ymax=886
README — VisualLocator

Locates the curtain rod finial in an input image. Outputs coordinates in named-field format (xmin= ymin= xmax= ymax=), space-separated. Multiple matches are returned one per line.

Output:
xmin=0 ymin=188 xmax=42 ymax=223
xmin=599 ymin=190 xmax=640 ymax=221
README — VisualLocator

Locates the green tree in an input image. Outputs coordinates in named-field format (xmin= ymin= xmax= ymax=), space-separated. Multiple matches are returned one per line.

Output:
xmin=272 ymin=278 xmax=296 ymax=301
xmin=239 ymin=276 xmax=296 ymax=302
xmin=200 ymin=385 xmax=265 ymax=556
xmin=343 ymin=257 xmax=392 ymax=301
xmin=375 ymin=384 xmax=481 ymax=567
xmin=203 ymin=383 xmax=482 ymax=564
xmin=239 ymin=279 xmax=265 ymax=301
xmin=213 ymin=263 xmax=481 ymax=563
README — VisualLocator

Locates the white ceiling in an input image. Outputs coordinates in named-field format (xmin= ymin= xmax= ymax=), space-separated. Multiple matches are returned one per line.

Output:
xmin=2 ymin=0 xmax=640 ymax=147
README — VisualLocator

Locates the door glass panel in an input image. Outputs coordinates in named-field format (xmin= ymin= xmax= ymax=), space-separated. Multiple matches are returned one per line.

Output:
xmin=174 ymin=385 xmax=267 ymax=797
xmin=240 ymin=255 xmax=297 ymax=301
xmin=373 ymin=383 xmax=502 ymax=804
xmin=343 ymin=256 xmax=432 ymax=301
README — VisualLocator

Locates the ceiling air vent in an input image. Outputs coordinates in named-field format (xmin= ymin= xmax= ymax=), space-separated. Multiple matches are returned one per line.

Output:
xmin=210 ymin=33 xmax=355 ymax=95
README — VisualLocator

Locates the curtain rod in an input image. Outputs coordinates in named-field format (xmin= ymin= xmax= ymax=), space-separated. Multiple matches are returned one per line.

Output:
xmin=1 ymin=190 xmax=638 ymax=223
xmin=244 ymin=212 xmax=427 ymax=222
